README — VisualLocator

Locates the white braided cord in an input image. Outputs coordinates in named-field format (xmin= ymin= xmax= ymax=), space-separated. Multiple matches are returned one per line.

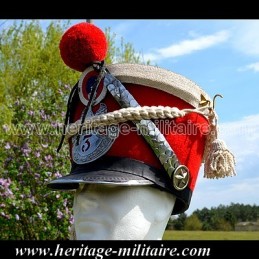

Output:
xmin=65 ymin=105 xmax=210 ymax=139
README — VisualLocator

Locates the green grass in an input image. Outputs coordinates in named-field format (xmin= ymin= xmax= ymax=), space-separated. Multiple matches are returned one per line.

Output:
xmin=163 ymin=230 xmax=259 ymax=240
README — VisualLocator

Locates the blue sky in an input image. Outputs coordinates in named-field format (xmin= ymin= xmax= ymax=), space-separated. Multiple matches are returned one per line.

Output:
xmin=1 ymin=19 xmax=259 ymax=215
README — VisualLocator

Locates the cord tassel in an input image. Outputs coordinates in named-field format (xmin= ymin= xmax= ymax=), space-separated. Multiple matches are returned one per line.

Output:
xmin=204 ymin=138 xmax=236 ymax=179
xmin=202 ymin=97 xmax=236 ymax=179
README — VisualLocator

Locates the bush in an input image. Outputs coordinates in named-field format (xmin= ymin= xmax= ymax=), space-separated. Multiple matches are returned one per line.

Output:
xmin=184 ymin=214 xmax=202 ymax=231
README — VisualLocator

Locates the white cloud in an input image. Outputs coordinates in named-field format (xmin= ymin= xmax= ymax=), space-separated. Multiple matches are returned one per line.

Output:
xmin=217 ymin=114 xmax=259 ymax=176
xmin=188 ymin=176 xmax=259 ymax=215
xmin=238 ymin=62 xmax=259 ymax=73
xmin=143 ymin=30 xmax=230 ymax=62
xmin=231 ymin=20 xmax=259 ymax=57
xmin=187 ymin=114 xmax=259 ymax=214
xmin=219 ymin=114 xmax=259 ymax=152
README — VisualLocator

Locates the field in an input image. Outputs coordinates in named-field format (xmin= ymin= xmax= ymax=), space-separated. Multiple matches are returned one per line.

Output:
xmin=163 ymin=230 xmax=259 ymax=240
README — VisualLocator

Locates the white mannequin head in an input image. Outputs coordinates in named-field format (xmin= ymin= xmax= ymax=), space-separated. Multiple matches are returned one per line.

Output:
xmin=71 ymin=184 xmax=176 ymax=240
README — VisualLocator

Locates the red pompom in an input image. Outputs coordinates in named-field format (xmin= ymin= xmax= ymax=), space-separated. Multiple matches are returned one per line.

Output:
xmin=59 ymin=22 xmax=108 ymax=72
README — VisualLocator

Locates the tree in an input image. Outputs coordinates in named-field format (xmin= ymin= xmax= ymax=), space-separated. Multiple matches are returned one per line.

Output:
xmin=195 ymin=207 xmax=214 ymax=230
xmin=0 ymin=20 xmax=146 ymax=239
xmin=171 ymin=213 xmax=187 ymax=230
xmin=223 ymin=211 xmax=236 ymax=230
xmin=194 ymin=203 xmax=259 ymax=231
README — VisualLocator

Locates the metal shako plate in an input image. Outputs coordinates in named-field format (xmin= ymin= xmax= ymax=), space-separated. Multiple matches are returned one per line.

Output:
xmin=71 ymin=103 xmax=119 ymax=164
xmin=172 ymin=165 xmax=190 ymax=191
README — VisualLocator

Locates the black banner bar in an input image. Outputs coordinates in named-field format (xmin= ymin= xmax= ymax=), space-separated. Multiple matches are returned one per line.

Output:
xmin=1 ymin=240 xmax=259 ymax=258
